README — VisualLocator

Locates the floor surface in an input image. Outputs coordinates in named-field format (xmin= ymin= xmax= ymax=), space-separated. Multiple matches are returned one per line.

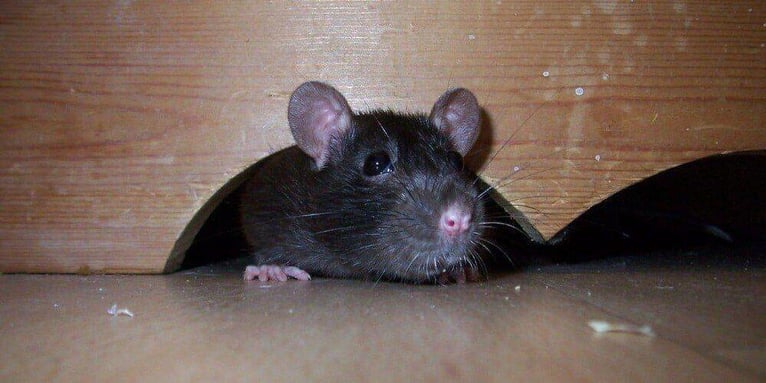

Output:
xmin=1 ymin=248 xmax=764 ymax=382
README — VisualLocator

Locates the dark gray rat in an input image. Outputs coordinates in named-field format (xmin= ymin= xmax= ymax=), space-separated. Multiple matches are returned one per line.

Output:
xmin=239 ymin=81 xmax=496 ymax=283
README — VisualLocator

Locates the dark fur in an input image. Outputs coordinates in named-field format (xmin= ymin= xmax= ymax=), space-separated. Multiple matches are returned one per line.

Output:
xmin=239 ymin=111 xmax=487 ymax=283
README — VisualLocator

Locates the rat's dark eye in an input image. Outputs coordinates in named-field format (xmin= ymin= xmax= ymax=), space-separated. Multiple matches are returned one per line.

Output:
xmin=363 ymin=151 xmax=393 ymax=176
xmin=447 ymin=150 xmax=464 ymax=171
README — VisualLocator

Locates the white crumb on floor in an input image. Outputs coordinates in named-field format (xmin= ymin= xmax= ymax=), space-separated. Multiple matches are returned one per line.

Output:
xmin=107 ymin=304 xmax=134 ymax=318
xmin=514 ymin=285 xmax=521 ymax=292
xmin=588 ymin=320 xmax=654 ymax=336
xmin=656 ymin=285 xmax=675 ymax=290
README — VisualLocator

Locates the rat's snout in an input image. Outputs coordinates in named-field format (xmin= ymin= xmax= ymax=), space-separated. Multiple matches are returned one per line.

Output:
xmin=439 ymin=203 xmax=473 ymax=238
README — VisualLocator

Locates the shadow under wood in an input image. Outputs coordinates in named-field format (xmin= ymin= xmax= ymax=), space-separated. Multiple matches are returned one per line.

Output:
xmin=548 ymin=150 xmax=766 ymax=263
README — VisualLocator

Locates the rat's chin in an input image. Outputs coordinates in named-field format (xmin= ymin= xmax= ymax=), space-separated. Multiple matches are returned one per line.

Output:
xmin=435 ymin=262 xmax=481 ymax=284
xmin=392 ymin=249 xmax=477 ymax=283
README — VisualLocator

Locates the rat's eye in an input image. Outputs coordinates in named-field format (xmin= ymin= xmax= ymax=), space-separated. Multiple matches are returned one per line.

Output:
xmin=363 ymin=151 xmax=393 ymax=176
xmin=447 ymin=151 xmax=464 ymax=171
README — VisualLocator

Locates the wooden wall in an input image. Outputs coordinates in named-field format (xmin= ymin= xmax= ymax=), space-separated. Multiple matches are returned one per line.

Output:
xmin=1 ymin=1 xmax=764 ymax=273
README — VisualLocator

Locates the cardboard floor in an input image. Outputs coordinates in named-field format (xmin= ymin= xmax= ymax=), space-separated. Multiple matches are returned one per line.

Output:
xmin=1 ymin=249 xmax=763 ymax=382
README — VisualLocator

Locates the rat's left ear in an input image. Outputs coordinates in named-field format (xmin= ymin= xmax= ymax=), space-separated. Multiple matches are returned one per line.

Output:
xmin=288 ymin=81 xmax=353 ymax=169
xmin=429 ymin=88 xmax=481 ymax=156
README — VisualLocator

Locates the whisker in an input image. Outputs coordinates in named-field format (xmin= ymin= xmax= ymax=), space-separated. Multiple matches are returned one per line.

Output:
xmin=478 ymin=237 xmax=516 ymax=268
xmin=476 ymin=86 xmax=566 ymax=176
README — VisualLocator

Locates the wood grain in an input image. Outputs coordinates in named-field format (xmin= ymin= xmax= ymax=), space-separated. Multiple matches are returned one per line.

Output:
xmin=1 ymin=1 xmax=765 ymax=273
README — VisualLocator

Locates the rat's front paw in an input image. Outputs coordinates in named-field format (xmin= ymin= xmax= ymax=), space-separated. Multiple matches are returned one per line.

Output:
xmin=243 ymin=265 xmax=311 ymax=282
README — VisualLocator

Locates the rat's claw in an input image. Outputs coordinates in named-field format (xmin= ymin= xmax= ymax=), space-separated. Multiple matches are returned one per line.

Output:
xmin=243 ymin=265 xmax=311 ymax=282
xmin=282 ymin=266 xmax=311 ymax=281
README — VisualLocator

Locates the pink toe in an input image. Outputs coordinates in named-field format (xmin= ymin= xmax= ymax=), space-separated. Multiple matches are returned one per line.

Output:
xmin=243 ymin=265 xmax=311 ymax=282
xmin=243 ymin=266 xmax=259 ymax=281
xmin=272 ymin=267 xmax=288 ymax=282
xmin=258 ymin=268 xmax=269 ymax=282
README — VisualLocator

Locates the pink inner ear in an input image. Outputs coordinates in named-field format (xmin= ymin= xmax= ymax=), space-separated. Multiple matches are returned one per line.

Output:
xmin=430 ymin=88 xmax=481 ymax=156
xmin=308 ymin=100 xmax=349 ymax=163
xmin=288 ymin=82 xmax=352 ymax=168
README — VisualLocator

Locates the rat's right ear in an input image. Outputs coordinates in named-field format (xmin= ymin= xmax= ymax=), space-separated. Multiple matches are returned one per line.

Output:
xmin=429 ymin=88 xmax=481 ymax=156
xmin=287 ymin=81 xmax=353 ymax=169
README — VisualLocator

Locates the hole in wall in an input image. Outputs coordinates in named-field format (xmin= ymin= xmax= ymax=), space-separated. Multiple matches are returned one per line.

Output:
xmin=164 ymin=162 xmax=262 ymax=273
xmin=548 ymin=150 xmax=766 ymax=266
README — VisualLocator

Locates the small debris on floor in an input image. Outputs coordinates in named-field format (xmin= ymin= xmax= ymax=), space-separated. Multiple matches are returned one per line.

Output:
xmin=588 ymin=320 xmax=654 ymax=336
xmin=107 ymin=304 xmax=134 ymax=318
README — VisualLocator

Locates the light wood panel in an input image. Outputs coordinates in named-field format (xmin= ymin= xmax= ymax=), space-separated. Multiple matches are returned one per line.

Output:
xmin=1 ymin=1 xmax=765 ymax=273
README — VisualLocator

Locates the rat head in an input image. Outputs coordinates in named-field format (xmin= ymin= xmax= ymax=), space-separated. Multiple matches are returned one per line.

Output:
xmin=288 ymin=81 xmax=485 ymax=283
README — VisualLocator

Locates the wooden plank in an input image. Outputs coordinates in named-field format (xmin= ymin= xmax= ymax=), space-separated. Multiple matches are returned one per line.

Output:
xmin=1 ymin=1 xmax=765 ymax=273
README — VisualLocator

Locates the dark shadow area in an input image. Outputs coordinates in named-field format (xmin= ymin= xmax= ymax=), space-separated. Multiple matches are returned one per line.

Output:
xmin=463 ymin=109 xmax=496 ymax=171
xmin=178 ymin=162 xmax=259 ymax=271
xmin=536 ymin=243 xmax=766 ymax=273
xmin=547 ymin=150 xmax=766 ymax=265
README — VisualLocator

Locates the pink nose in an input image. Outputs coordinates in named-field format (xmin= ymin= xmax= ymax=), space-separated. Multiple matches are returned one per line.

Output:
xmin=440 ymin=204 xmax=472 ymax=237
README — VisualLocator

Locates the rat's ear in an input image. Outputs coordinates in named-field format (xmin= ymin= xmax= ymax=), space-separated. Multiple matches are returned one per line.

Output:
xmin=429 ymin=88 xmax=481 ymax=156
xmin=288 ymin=81 xmax=353 ymax=169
